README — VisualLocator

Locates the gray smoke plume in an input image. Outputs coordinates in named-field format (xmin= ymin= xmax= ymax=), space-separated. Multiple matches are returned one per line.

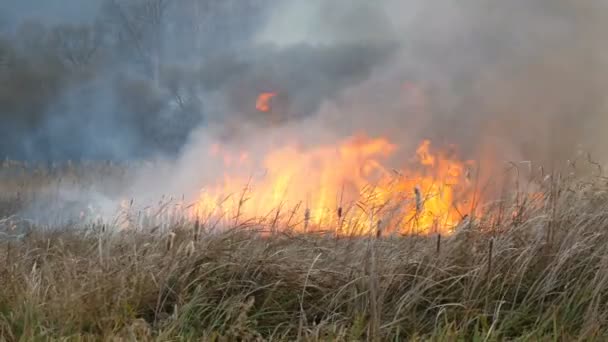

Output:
xmin=0 ymin=0 xmax=394 ymax=160
xmin=255 ymin=0 xmax=608 ymax=172
xmin=144 ymin=0 xmax=608 ymax=204
xmin=3 ymin=0 xmax=606 ymax=163
xmin=3 ymin=0 xmax=608 ymax=218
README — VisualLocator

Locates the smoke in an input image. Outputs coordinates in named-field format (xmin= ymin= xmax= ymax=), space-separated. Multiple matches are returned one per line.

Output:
xmin=253 ymin=0 xmax=608 ymax=168
xmin=2 ymin=0 xmax=101 ymax=27
xmin=138 ymin=0 xmax=608 ymax=204
xmin=0 ymin=0 xmax=267 ymax=160
xmin=0 ymin=0 xmax=398 ymax=160
xmin=3 ymin=0 xmax=608 ymax=218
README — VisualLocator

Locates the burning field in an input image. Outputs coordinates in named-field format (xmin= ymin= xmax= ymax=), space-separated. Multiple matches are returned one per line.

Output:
xmin=1 ymin=157 xmax=608 ymax=340
xmin=3 ymin=0 xmax=608 ymax=340
xmin=192 ymin=130 xmax=477 ymax=237
xmin=0 ymin=110 xmax=606 ymax=340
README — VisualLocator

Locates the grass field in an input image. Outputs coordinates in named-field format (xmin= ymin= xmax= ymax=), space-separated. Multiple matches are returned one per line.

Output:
xmin=1 ymin=161 xmax=608 ymax=340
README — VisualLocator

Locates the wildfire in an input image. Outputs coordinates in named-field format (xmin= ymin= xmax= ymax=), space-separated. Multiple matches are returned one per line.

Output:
xmin=191 ymin=134 xmax=477 ymax=236
xmin=256 ymin=92 xmax=277 ymax=112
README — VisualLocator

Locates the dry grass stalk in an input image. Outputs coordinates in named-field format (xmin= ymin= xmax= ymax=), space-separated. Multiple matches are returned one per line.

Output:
xmin=436 ymin=233 xmax=441 ymax=255
xmin=0 ymin=161 xmax=607 ymax=340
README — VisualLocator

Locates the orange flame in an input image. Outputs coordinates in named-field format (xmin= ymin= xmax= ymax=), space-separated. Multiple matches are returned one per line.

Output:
xmin=416 ymin=140 xmax=436 ymax=166
xmin=191 ymin=134 xmax=478 ymax=236
xmin=256 ymin=92 xmax=277 ymax=112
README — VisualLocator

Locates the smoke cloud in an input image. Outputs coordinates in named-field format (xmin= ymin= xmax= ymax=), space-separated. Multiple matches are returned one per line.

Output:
xmin=252 ymin=0 xmax=608 ymax=165
xmin=2 ymin=0 xmax=608 ymax=212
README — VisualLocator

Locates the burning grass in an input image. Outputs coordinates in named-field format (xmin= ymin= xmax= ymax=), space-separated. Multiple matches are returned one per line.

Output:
xmin=193 ymin=136 xmax=479 ymax=237
xmin=1 ymin=161 xmax=608 ymax=340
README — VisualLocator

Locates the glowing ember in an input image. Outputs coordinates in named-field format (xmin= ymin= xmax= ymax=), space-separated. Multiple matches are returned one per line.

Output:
xmin=191 ymin=134 xmax=478 ymax=236
xmin=256 ymin=92 xmax=277 ymax=112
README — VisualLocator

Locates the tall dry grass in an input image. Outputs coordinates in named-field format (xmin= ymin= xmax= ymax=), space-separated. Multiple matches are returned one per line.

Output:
xmin=0 ymin=161 xmax=608 ymax=340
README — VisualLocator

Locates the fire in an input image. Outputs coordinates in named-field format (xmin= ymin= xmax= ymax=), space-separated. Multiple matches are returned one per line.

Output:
xmin=256 ymin=92 xmax=277 ymax=112
xmin=416 ymin=140 xmax=436 ymax=166
xmin=191 ymin=134 xmax=477 ymax=236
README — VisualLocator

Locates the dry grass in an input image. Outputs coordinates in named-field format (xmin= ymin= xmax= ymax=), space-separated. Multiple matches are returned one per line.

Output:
xmin=1 ymin=161 xmax=608 ymax=340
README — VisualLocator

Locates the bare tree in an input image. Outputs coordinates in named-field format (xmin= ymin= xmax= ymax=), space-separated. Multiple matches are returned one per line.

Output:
xmin=48 ymin=24 xmax=102 ymax=68
xmin=103 ymin=0 xmax=170 ymax=84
